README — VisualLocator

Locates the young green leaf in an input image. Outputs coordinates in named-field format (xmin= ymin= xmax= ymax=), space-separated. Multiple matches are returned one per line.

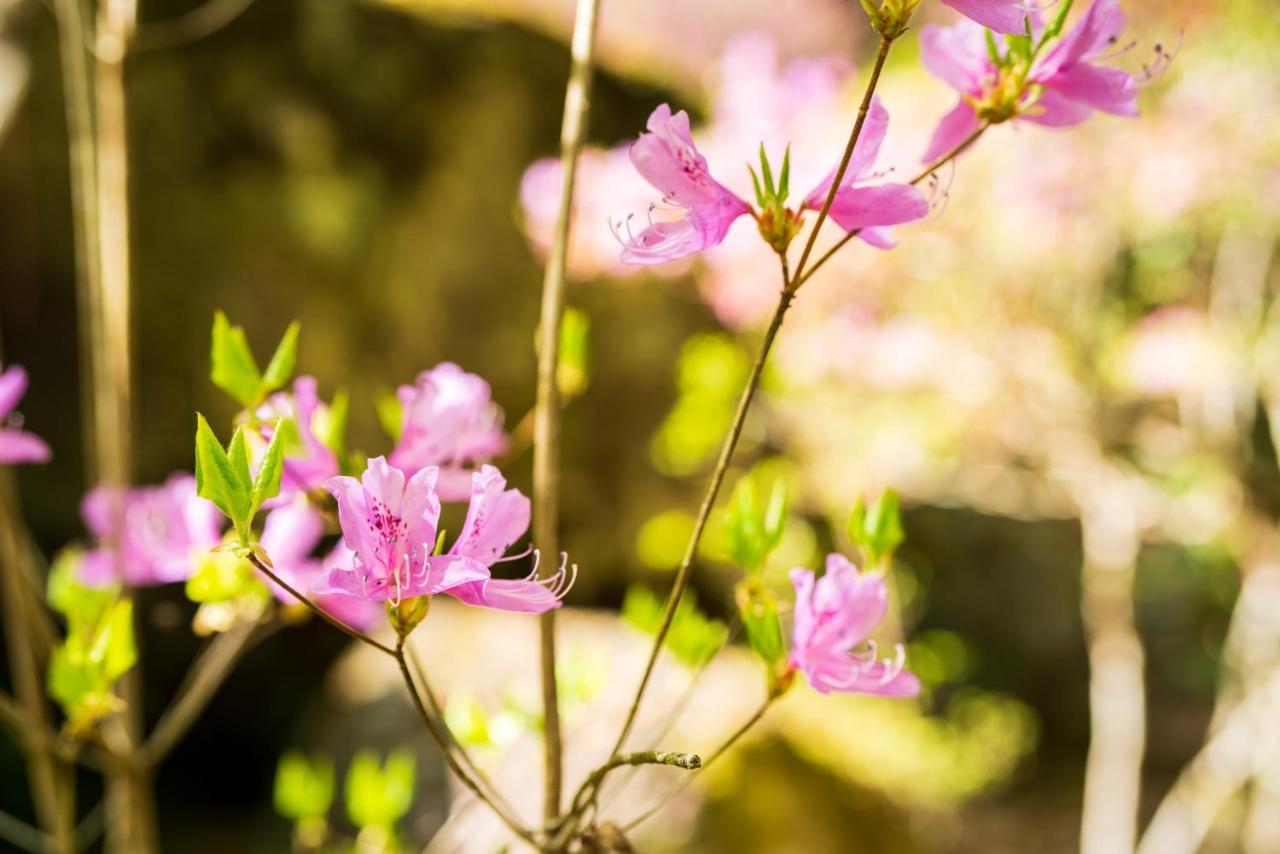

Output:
xmin=376 ymin=391 xmax=404 ymax=443
xmin=210 ymin=311 xmax=262 ymax=407
xmin=250 ymin=419 xmax=287 ymax=517
xmin=275 ymin=751 xmax=336 ymax=822
xmin=194 ymin=414 xmax=251 ymax=525
xmin=260 ymin=322 xmax=301 ymax=394
xmin=346 ymin=750 xmax=416 ymax=830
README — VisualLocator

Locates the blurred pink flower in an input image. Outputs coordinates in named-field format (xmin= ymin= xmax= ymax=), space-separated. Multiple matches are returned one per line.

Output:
xmin=617 ymin=104 xmax=752 ymax=265
xmin=942 ymin=0 xmax=1034 ymax=34
xmin=258 ymin=376 xmax=340 ymax=498
xmin=789 ymin=554 xmax=920 ymax=697
xmin=388 ymin=363 xmax=509 ymax=502
xmin=921 ymin=0 xmax=1138 ymax=162
xmin=801 ymin=97 xmax=929 ymax=248
xmin=444 ymin=465 xmax=572 ymax=614
xmin=0 ymin=364 xmax=51 ymax=465
xmin=257 ymin=498 xmax=382 ymax=631
xmin=80 ymin=474 xmax=224 ymax=587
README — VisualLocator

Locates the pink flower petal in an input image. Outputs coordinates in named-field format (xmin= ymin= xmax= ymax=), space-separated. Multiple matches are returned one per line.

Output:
xmin=942 ymin=0 xmax=1034 ymax=35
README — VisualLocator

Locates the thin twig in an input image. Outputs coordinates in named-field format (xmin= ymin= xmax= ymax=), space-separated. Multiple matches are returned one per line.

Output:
xmin=620 ymin=698 xmax=772 ymax=832
xmin=246 ymin=553 xmax=396 ymax=656
xmin=791 ymin=122 xmax=989 ymax=291
xmin=790 ymin=35 xmax=896 ymax=285
xmin=558 ymin=751 xmax=701 ymax=836
xmin=0 ymin=808 xmax=49 ymax=854
xmin=394 ymin=641 xmax=536 ymax=845
xmin=138 ymin=615 xmax=264 ymax=768
xmin=532 ymin=0 xmax=603 ymax=823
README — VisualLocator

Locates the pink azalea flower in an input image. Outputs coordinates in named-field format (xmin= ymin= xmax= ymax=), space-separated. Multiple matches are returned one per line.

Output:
xmin=80 ymin=474 xmax=224 ymax=587
xmin=942 ymin=0 xmax=1036 ymax=35
xmin=387 ymin=363 xmax=509 ymax=502
xmin=319 ymin=456 xmax=482 ymax=602
xmin=617 ymin=104 xmax=752 ymax=266
xmin=0 ymin=364 xmax=51 ymax=465
xmin=800 ymin=97 xmax=931 ymax=249
xmin=257 ymin=376 xmax=340 ymax=497
xmin=921 ymin=0 xmax=1138 ymax=163
xmin=319 ymin=459 xmax=571 ymax=613
xmin=789 ymin=554 xmax=920 ymax=697
xmin=257 ymin=498 xmax=382 ymax=631
xmin=443 ymin=465 xmax=574 ymax=614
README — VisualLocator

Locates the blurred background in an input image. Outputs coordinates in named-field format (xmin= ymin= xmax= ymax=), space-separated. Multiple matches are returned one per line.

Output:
xmin=1 ymin=0 xmax=1279 ymax=850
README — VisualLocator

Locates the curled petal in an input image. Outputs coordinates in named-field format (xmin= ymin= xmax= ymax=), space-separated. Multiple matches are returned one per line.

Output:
xmin=448 ymin=578 xmax=563 ymax=613
xmin=1043 ymin=63 xmax=1138 ymax=117
xmin=619 ymin=198 xmax=748 ymax=266
xmin=922 ymin=100 xmax=982 ymax=165
xmin=451 ymin=465 xmax=531 ymax=566
xmin=826 ymin=183 xmax=930 ymax=236
xmin=1038 ymin=0 xmax=1127 ymax=76
xmin=0 ymin=429 xmax=51 ymax=464
xmin=0 ymin=365 xmax=28 ymax=420
xmin=802 ymin=96 xmax=891 ymax=208
xmin=941 ymin=0 xmax=1035 ymax=35
xmin=1021 ymin=88 xmax=1095 ymax=127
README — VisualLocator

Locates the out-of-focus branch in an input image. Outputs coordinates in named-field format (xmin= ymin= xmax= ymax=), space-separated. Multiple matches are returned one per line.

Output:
xmin=1137 ymin=667 xmax=1280 ymax=854
xmin=1072 ymin=468 xmax=1146 ymax=854
xmin=532 ymin=0 xmax=602 ymax=824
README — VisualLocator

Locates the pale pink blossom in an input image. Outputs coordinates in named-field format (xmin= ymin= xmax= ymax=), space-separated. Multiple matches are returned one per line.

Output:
xmin=801 ymin=97 xmax=930 ymax=248
xmin=789 ymin=554 xmax=920 ymax=697
xmin=80 ymin=474 xmax=224 ymax=587
xmin=922 ymin=0 xmax=1138 ymax=162
xmin=617 ymin=104 xmax=753 ymax=265
xmin=388 ymin=363 xmax=508 ymax=502
xmin=0 ymin=364 xmax=51 ymax=465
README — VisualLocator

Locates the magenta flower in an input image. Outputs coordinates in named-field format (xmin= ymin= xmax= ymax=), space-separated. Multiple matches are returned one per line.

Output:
xmin=617 ymin=104 xmax=752 ymax=265
xmin=257 ymin=376 xmax=340 ymax=497
xmin=942 ymin=0 xmax=1036 ymax=34
xmin=388 ymin=363 xmax=509 ymax=502
xmin=789 ymin=554 xmax=920 ymax=697
xmin=257 ymin=498 xmax=381 ymax=631
xmin=921 ymin=0 xmax=1138 ymax=162
xmin=319 ymin=457 xmax=484 ymax=602
xmin=801 ymin=97 xmax=930 ymax=249
xmin=0 ymin=365 xmax=51 ymax=465
xmin=80 ymin=474 xmax=224 ymax=587
xmin=443 ymin=465 xmax=573 ymax=614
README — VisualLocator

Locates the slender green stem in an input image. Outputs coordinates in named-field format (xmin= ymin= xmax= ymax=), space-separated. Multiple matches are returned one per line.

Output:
xmin=532 ymin=0 xmax=603 ymax=823
xmin=405 ymin=645 xmax=522 ymax=821
xmin=621 ymin=699 xmax=772 ymax=832
xmin=247 ymin=553 xmax=396 ymax=656
xmin=394 ymin=640 xmax=535 ymax=845
xmin=790 ymin=35 xmax=896 ymax=285
xmin=792 ymin=123 xmax=990 ymax=291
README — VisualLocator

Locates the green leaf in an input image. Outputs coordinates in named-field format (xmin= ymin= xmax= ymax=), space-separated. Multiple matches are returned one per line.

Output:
xmin=250 ymin=419 xmax=288 ymax=517
xmin=724 ymin=465 xmax=790 ymax=571
xmin=376 ymin=391 xmax=404 ymax=443
xmin=275 ymin=751 xmax=335 ymax=822
xmin=848 ymin=489 xmax=905 ymax=566
xmin=748 ymin=164 xmax=765 ymax=208
xmin=557 ymin=309 xmax=592 ymax=399
xmin=185 ymin=550 xmax=266 ymax=604
xmin=260 ymin=322 xmax=301 ymax=394
xmin=778 ymin=145 xmax=791 ymax=201
xmin=345 ymin=750 xmax=415 ymax=830
xmin=47 ymin=591 xmax=136 ymax=733
xmin=736 ymin=579 xmax=785 ymax=668
xmin=622 ymin=585 xmax=726 ymax=669
xmin=210 ymin=311 xmax=262 ymax=407
xmin=319 ymin=390 xmax=349 ymax=458
xmin=758 ymin=143 xmax=775 ymax=198
xmin=195 ymin=414 xmax=249 ymax=524
xmin=47 ymin=548 xmax=116 ymax=624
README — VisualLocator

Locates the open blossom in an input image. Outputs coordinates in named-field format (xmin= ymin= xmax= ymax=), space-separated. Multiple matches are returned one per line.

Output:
xmin=922 ymin=0 xmax=1138 ymax=162
xmin=80 ymin=474 xmax=224 ymax=587
xmin=319 ymin=458 xmax=570 ymax=613
xmin=388 ymin=363 xmax=508 ymax=502
xmin=801 ymin=97 xmax=930 ymax=249
xmin=257 ymin=498 xmax=381 ymax=631
xmin=789 ymin=554 xmax=920 ymax=697
xmin=443 ymin=465 xmax=574 ymax=613
xmin=257 ymin=376 xmax=340 ymax=498
xmin=618 ymin=104 xmax=753 ymax=265
xmin=0 ymin=365 xmax=51 ymax=464
xmin=942 ymin=0 xmax=1035 ymax=35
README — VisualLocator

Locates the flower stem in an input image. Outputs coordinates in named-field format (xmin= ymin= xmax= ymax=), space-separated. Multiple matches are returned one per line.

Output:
xmin=394 ymin=641 xmax=536 ymax=845
xmin=552 ymin=751 xmax=701 ymax=844
xmin=246 ymin=552 xmax=397 ymax=656
xmin=792 ymin=123 xmax=990 ymax=291
xmin=532 ymin=0 xmax=603 ymax=823
xmin=790 ymin=34 xmax=897 ymax=285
